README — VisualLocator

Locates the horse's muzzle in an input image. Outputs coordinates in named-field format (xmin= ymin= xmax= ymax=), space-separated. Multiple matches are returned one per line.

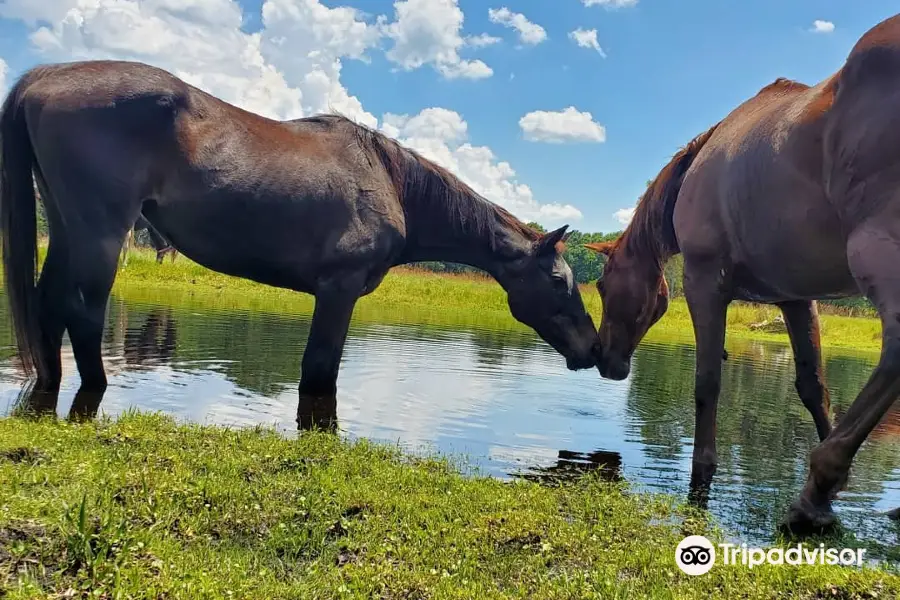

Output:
xmin=594 ymin=345 xmax=630 ymax=380
xmin=566 ymin=354 xmax=596 ymax=371
xmin=598 ymin=360 xmax=630 ymax=381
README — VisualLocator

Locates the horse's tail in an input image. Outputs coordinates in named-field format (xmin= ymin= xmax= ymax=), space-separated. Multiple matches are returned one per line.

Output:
xmin=0 ymin=71 xmax=43 ymax=379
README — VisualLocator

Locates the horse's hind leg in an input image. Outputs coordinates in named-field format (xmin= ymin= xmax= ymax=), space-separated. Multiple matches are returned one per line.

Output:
xmin=15 ymin=172 xmax=69 ymax=415
xmin=779 ymin=300 xmax=833 ymax=441
xmin=48 ymin=187 xmax=135 ymax=409
xmin=66 ymin=233 xmax=130 ymax=407
xmin=15 ymin=241 xmax=69 ymax=416
xmin=34 ymin=243 xmax=67 ymax=388
xmin=784 ymin=220 xmax=900 ymax=533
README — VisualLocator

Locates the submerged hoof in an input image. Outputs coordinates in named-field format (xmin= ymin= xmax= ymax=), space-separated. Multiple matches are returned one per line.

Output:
xmin=780 ymin=497 xmax=838 ymax=537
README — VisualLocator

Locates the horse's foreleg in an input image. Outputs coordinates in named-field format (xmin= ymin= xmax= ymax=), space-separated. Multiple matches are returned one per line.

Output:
xmin=683 ymin=263 xmax=729 ymax=507
xmin=779 ymin=300 xmax=833 ymax=441
xmin=784 ymin=223 xmax=900 ymax=534
xmin=297 ymin=271 xmax=369 ymax=430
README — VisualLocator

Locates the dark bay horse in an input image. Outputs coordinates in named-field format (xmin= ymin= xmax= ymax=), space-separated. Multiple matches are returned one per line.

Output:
xmin=0 ymin=60 xmax=599 ymax=423
xmin=586 ymin=13 xmax=900 ymax=534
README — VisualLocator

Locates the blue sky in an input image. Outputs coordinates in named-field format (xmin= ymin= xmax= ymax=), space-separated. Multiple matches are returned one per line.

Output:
xmin=0 ymin=0 xmax=897 ymax=233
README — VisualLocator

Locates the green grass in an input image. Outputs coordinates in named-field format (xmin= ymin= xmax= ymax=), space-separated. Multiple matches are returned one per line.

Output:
xmin=1 ymin=412 xmax=898 ymax=599
xmin=109 ymin=247 xmax=884 ymax=356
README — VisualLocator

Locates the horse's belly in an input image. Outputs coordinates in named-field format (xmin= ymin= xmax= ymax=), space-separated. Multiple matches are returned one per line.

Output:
xmin=730 ymin=221 xmax=859 ymax=302
xmin=731 ymin=262 xmax=859 ymax=303
xmin=147 ymin=197 xmax=329 ymax=292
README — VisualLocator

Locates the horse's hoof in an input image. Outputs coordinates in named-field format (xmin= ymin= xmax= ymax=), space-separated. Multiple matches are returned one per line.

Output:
xmin=780 ymin=497 xmax=837 ymax=537
xmin=886 ymin=507 xmax=900 ymax=521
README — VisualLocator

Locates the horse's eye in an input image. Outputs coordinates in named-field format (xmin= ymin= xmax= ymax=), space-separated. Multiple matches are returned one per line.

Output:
xmin=552 ymin=276 xmax=569 ymax=292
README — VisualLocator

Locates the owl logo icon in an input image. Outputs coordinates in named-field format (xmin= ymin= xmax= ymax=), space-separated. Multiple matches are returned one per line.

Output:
xmin=675 ymin=535 xmax=716 ymax=575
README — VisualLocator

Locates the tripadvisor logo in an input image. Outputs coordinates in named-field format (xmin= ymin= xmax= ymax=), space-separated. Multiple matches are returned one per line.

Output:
xmin=675 ymin=535 xmax=867 ymax=576
xmin=675 ymin=535 xmax=716 ymax=576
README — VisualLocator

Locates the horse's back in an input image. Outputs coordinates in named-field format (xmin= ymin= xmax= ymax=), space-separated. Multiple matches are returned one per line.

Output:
xmin=13 ymin=60 xmax=382 ymax=203
xmin=16 ymin=60 xmax=191 ymax=122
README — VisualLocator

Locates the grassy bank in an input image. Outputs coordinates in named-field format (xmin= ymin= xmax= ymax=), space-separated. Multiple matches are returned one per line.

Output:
xmin=1 ymin=413 xmax=898 ymax=599
xmin=108 ymin=247 xmax=883 ymax=355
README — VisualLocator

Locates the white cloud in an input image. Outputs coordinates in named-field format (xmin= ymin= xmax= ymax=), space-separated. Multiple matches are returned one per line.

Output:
xmin=1 ymin=0 xmax=577 ymax=224
xmin=811 ymin=20 xmax=835 ymax=34
xmin=0 ymin=58 xmax=8 ymax=94
xmin=613 ymin=207 xmax=635 ymax=226
xmin=568 ymin=28 xmax=606 ymax=57
xmin=383 ymin=108 xmax=582 ymax=222
xmin=466 ymin=33 xmax=501 ymax=48
xmin=384 ymin=0 xmax=493 ymax=80
xmin=22 ymin=0 xmax=308 ymax=121
xmin=582 ymin=0 xmax=638 ymax=7
xmin=518 ymin=107 xmax=606 ymax=144
xmin=260 ymin=0 xmax=383 ymax=125
xmin=487 ymin=7 xmax=547 ymax=46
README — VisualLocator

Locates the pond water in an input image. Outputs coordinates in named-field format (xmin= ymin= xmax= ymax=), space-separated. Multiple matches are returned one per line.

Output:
xmin=1 ymin=289 xmax=899 ymax=551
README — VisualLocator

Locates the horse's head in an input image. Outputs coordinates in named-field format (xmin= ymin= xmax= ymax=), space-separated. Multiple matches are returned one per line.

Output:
xmin=501 ymin=225 xmax=599 ymax=371
xmin=585 ymin=240 xmax=669 ymax=380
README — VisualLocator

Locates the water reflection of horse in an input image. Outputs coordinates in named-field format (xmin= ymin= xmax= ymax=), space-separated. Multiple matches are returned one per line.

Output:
xmin=0 ymin=60 xmax=599 ymax=427
xmin=586 ymin=13 xmax=900 ymax=534
xmin=122 ymin=308 xmax=178 ymax=369
xmin=12 ymin=307 xmax=179 ymax=420
xmin=515 ymin=449 xmax=623 ymax=486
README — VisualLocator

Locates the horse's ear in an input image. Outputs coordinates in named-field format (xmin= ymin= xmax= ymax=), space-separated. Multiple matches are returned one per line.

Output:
xmin=536 ymin=225 xmax=569 ymax=255
xmin=584 ymin=241 xmax=615 ymax=256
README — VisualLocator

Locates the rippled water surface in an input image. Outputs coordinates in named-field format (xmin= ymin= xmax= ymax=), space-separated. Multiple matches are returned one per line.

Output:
xmin=1 ymin=289 xmax=899 ymax=549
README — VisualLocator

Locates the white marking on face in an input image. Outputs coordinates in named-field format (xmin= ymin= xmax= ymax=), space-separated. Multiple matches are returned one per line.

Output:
xmin=555 ymin=258 xmax=575 ymax=293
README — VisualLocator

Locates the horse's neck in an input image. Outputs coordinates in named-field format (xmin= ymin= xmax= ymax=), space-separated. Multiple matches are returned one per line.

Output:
xmin=399 ymin=210 xmax=530 ymax=279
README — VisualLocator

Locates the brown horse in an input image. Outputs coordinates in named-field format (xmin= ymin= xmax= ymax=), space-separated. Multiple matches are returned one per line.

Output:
xmin=586 ymin=12 xmax=900 ymax=534
xmin=0 ymin=60 xmax=599 ymax=422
